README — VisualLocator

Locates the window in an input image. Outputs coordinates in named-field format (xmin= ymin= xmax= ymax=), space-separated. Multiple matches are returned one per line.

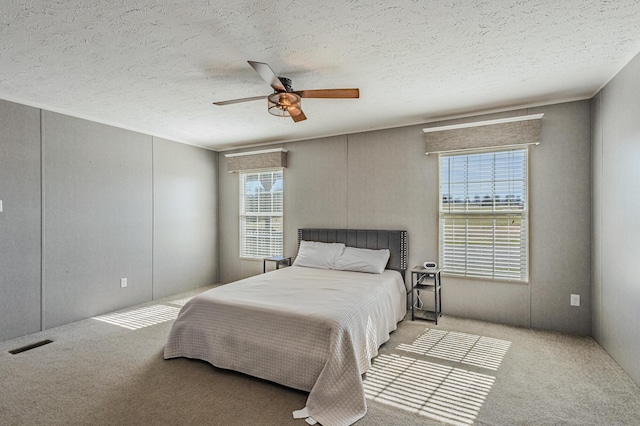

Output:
xmin=240 ymin=170 xmax=283 ymax=259
xmin=439 ymin=148 xmax=528 ymax=281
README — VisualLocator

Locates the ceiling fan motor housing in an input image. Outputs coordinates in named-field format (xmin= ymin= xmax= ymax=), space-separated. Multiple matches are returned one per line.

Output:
xmin=277 ymin=77 xmax=293 ymax=92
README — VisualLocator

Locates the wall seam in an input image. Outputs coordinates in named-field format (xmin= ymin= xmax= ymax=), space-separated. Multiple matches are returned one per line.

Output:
xmin=216 ymin=150 xmax=220 ymax=284
xmin=151 ymin=136 xmax=155 ymax=300
xmin=40 ymin=108 xmax=45 ymax=331
xmin=527 ymin=107 xmax=532 ymax=329
xmin=598 ymin=91 xmax=604 ymax=340
xmin=346 ymin=134 xmax=349 ymax=228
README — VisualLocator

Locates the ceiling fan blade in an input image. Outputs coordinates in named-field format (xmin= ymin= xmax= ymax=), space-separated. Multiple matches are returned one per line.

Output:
xmin=289 ymin=106 xmax=307 ymax=122
xmin=213 ymin=95 xmax=267 ymax=106
xmin=296 ymin=88 xmax=359 ymax=99
xmin=248 ymin=61 xmax=286 ymax=92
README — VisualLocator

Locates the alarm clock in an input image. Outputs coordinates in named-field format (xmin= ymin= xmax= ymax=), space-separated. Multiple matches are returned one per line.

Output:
xmin=423 ymin=261 xmax=437 ymax=269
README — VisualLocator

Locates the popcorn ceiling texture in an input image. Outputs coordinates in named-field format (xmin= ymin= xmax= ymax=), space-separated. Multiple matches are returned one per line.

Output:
xmin=1 ymin=0 xmax=639 ymax=150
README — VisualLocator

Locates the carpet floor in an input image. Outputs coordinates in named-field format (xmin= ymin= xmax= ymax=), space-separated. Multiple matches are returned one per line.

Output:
xmin=1 ymin=285 xmax=639 ymax=425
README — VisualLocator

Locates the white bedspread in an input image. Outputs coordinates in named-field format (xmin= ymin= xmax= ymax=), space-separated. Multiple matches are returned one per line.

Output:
xmin=164 ymin=266 xmax=407 ymax=426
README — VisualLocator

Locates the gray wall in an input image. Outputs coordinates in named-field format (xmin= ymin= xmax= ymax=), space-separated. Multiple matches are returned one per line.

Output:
xmin=528 ymin=102 xmax=591 ymax=334
xmin=218 ymin=100 xmax=592 ymax=336
xmin=592 ymin=51 xmax=640 ymax=386
xmin=0 ymin=99 xmax=218 ymax=341
xmin=43 ymin=112 xmax=154 ymax=327
xmin=0 ymin=101 xmax=42 ymax=340
xmin=153 ymin=137 xmax=218 ymax=299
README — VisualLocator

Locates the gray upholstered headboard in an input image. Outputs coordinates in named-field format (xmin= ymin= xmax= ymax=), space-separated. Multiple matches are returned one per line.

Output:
xmin=297 ymin=228 xmax=408 ymax=274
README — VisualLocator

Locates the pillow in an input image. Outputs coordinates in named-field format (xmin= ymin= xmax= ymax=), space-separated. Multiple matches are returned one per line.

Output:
xmin=293 ymin=240 xmax=346 ymax=270
xmin=335 ymin=246 xmax=390 ymax=274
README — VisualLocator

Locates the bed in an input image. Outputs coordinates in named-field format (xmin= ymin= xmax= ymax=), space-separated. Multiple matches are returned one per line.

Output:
xmin=164 ymin=229 xmax=408 ymax=425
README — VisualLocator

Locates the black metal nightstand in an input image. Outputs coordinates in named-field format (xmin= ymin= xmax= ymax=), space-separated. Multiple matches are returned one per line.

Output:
xmin=263 ymin=256 xmax=292 ymax=273
xmin=409 ymin=267 xmax=442 ymax=324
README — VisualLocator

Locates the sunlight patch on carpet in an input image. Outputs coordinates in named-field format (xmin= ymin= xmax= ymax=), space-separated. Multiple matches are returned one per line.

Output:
xmin=166 ymin=297 xmax=193 ymax=307
xmin=92 ymin=305 xmax=180 ymax=330
xmin=397 ymin=329 xmax=511 ymax=370
xmin=364 ymin=353 xmax=495 ymax=425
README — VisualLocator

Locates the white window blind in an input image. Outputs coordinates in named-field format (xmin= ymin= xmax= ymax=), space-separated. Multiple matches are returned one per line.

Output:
xmin=240 ymin=170 xmax=283 ymax=259
xmin=439 ymin=148 xmax=528 ymax=281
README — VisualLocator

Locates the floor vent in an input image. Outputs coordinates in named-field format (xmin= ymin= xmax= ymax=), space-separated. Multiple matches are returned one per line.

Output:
xmin=9 ymin=339 xmax=53 ymax=355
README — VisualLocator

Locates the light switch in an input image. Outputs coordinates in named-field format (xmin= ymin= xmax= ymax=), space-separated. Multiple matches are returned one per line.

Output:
xmin=570 ymin=294 xmax=580 ymax=307
xmin=0 ymin=200 xmax=3 ymax=212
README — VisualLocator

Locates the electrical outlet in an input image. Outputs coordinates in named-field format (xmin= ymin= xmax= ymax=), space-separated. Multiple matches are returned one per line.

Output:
xmin=570 ymin=294 xmax=580 ymax=307
xmin=120 ymin=278 xmax=127 ymax=288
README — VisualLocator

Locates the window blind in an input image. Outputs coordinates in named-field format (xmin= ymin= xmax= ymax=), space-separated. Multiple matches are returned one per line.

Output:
xmin=240 ymin=170 xmax=283 ymax=259
xmin=439 ymin=148 xmax=528 ymax=281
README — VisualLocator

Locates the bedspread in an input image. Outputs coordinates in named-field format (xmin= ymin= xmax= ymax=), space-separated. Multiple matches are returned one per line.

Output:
xmin=164 ymin=266 xmax=406 ymax=425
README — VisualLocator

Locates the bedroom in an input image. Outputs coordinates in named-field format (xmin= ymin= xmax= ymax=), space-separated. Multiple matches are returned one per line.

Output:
xmin=1 ymin=1 xmax=640 ymax=424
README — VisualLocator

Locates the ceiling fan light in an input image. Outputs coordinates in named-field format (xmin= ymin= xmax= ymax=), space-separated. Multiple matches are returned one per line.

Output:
xmin=288 ymin=105 xmax=303 ymax=117
xmin=267 ymin=92 xmax=302 ymax=118
xmin=268 ymin=101 xmax=291 ymax=117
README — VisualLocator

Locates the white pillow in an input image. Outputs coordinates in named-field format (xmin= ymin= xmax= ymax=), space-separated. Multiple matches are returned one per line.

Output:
xmin=335 ymin=246 xmax=390 ymax=274
xmin=293 ymin=240 xmax=346 ymax=270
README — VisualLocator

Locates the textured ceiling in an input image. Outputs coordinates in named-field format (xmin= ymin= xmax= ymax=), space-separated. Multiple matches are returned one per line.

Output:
xmin=1 ymin=1 xmax=640 ymax=151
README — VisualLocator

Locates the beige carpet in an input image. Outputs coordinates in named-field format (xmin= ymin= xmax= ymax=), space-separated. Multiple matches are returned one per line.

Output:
xmin=1 ymin=285 xmax=639 ymax=426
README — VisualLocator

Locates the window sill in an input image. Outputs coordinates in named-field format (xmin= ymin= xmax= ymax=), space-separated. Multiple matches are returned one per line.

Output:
xmin=441 ymin=272 xmax=529 ymax=285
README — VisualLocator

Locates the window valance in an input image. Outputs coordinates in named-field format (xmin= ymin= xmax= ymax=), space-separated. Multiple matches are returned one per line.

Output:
xmin=424 ymin=114 xmax=543 ymax=155
xmin=225 ymin=148 xmax=288 ymax=173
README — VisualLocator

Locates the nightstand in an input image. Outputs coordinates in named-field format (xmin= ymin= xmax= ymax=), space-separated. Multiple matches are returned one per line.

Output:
xmin=263 ymin=256 xmax=292 ymax=273
xmin=409 ymin=267 xmax=442 ymax=324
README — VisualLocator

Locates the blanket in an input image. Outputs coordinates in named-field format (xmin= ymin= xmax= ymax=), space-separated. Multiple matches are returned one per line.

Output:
xmin=164 ymin=266 xmax=406 ymax=425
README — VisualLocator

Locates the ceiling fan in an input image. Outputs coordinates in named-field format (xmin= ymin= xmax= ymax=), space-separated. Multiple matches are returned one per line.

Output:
xmin=213 ymin=61 xmax=359 ymax=122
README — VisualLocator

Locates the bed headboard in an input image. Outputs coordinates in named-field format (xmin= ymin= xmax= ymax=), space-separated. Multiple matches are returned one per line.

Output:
xmin=297 ymin=228 xmax=408 ymax=274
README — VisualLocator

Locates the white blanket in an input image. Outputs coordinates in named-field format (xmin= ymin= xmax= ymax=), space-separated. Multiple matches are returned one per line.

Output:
xmin=164 ymin=266 xmax=407 ymax=425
